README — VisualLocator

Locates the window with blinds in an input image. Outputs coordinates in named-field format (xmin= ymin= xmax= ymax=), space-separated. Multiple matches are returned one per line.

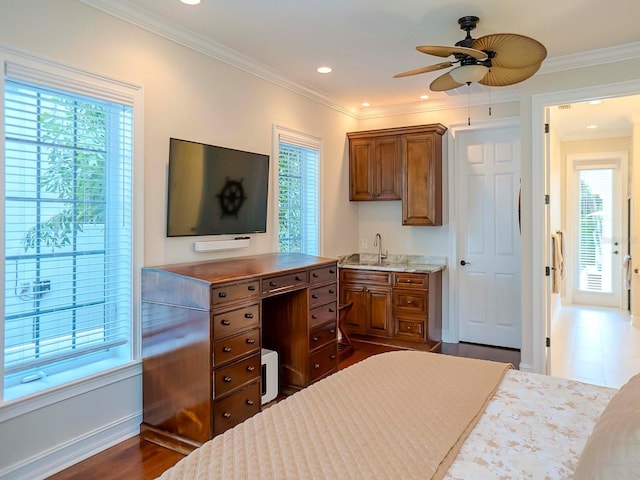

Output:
xmin=3 ymin=70 xmax=134 ymax=399
xmin=577 ymin=168 xmax=612 ymax=293
xmin=275 ymin=127 xmax=320 ymax=255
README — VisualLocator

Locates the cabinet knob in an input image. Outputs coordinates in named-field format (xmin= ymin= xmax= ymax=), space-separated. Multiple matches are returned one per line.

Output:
xmin=218 ymin=292 xmax=227 ymax=298
xmin=328 ymin=289 xmax=335 ymax=294
xmin=312 ymin=336 xmax=319 ymax=342
xmin=329 ymin=269 xmax=335 ymax=274
xmin=221 ymin=319 xmax=231 ymax=326
xmin=223 ymin=346 xmax=232 ymax=353
xmin=247 ymin=365 xmax=255 ymax=372
xmin=330 ymin=329 xmax=336 ymax=334
xmin=330 ymin=354 xmax=336 ymax=360
xmin=246 ymin=338 xmax=256 ymax=344
xmin=223 ymin=412 xmax=232 ymax=419
xmin=407 ymin=326 xmax=412 ymax=331
xmin=314 ymin=363 xmax=320 ymax=369
xmin=269 ymin=281 xmax=277 ymax=287
xmin=245 ymin=313 xmax=254 ymax=319
xmin=248 ymin=285 xmax=256 ymax=291
xmin=311 ymin=294 xmax=319 ymax=299
xmin=311 ymin=314 xmax=318 ymax=319
xmin=246 ymin=399 xmax=254 ymax=406
xmin=223 ymin=376 xmax=232 ymax=383
xmin=295 ymin=276 xmax=302 ymax=281
xmin=312 ymin=272 xmax=318 ymax=278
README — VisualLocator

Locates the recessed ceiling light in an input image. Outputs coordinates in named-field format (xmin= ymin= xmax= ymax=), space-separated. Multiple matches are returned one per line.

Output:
xmin=361 ymin=102 xmax=370 ymax=107
xmin=180 ymin=0 xmax=201 ymax=4
xmin=420 ymin=95 xmax=429 ymax=100
xmin=316 ymin=66 xmax=332 ymax=74
xmin=587 ymin=124 xmax=599 ymax=129
xmin=588 ymin=100 xmax=603 ymax=105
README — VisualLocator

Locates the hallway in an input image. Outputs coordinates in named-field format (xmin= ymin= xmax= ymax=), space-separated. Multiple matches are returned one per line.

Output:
xmin=551 ymin=305 xmax=640 ymax=388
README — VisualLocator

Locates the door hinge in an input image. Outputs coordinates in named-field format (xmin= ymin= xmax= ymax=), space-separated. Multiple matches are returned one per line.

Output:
xmin=544 ymin=123 xmax=550 ymax=134
xmin=544 ymin=194 xmax=550 ymax=205
xmin=545 ymin=266 xmax=551 ymax=276
xmin=546 ymin=337 xmax=551 ymax=348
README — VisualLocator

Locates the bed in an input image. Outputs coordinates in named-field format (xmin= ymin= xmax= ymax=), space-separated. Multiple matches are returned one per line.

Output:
xmin=156 ymin=350 xmax=640 ymax=479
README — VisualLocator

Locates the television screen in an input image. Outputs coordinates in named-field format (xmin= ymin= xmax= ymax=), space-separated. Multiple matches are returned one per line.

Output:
xmin=166 ymin=138 xmax=270 ymax=237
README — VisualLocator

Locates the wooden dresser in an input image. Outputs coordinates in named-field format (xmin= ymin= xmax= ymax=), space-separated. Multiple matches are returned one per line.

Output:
xmin=140 ymin=253 xmax=338 ymax=453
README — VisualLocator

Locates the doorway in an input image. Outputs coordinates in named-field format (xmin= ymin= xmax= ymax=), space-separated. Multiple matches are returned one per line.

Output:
xmin=534 ymin=88 xmax=639 ymax=379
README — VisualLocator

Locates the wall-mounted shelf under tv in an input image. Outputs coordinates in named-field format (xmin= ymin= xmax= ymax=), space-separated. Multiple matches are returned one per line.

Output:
xmin=193 ymin=238 xmax=250 ymax=252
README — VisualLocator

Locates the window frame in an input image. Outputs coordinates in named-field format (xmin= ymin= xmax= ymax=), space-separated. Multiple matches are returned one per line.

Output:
xmin=272 ymin=125 xmax=322 ymax=255
xmin=0 ymin=47 xmax=144 ymax=414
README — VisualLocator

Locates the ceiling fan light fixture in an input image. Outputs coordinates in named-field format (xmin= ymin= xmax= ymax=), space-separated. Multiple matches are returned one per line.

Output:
xmin=449 ymin=64 xmax=489 ymax=84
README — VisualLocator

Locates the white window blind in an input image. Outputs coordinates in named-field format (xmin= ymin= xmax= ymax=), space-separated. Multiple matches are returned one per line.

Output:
xmin=577 ymin=169 xmax=612 ymax=293
xmin=276 ymin=128 xmax=320 ymax=255
xmin=3 ymin=76 xmax=133 ymax=397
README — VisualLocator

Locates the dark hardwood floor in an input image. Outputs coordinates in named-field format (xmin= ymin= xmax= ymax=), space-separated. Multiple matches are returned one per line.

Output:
xmin=47 ymin=341 xmax=519 ymax=480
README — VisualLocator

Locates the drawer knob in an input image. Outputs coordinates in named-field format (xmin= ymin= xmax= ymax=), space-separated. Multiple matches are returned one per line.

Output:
xmin=246 ymin=338 xmax=256 ymax=344
xmin=223 ymin=346 xmax=232 ymax=353
xmin=329 ymin=329 xmax=336 ymax=334
xmin=312 ymin=273 xmax=318 ymax=278
xmin=223 ymin=376 xmax=232 ymax=383
xmin=245 ymin=313 xmax=254 ymax=319
xmin=407 ymin=300 xmax=412 ymax=304
xmin=221 ymin=319 xmax=231 ymax=326
xmin=246 ymin=399 xmax=254 ymax=406
xmin=328 ymin=289 xmax=335 ymax=294
xmin=329 ymin=308 xmax=335 ymax=313
xmin=248 ymin=285 xmax=256 ymax=291
xmin=295 ymin=276 xmax=302 ymax=281
xmin=312 ymin=336 xmax=319 ymax=342
xmin=218 ymin=292 xmax=227 ymax=298
xmin=330 ymin=354 xmax=336 ymax=360
xmin=314 ymin=363 xmax=320 ymax=369
xmin=329 ymin=269 xmax=335 ymax=274
xmin=247 ymin=365 xmax=255 ymax=372
xmin=311 ymin=314 xmax=318 ymax=319
xmin=269 ymin=281 xmax=277 ymax=287
xmin=311 ymin=294 xmax=319 ymax=299
xmin=407 ymin=326 xmax=412 ymax=330
xmin=223 ymin=412 xmax=232 ymax=419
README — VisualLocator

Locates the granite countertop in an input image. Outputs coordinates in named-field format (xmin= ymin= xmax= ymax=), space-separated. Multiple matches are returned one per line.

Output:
xmin=337 ymin=253 xmax=446 ymax=273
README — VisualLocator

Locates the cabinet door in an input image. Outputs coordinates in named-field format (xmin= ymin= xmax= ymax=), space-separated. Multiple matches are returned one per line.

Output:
xmin=340 ymin=284 xmax=367 ymax=334
xmin=375 ymin=136 xmax=401 ymax=200
xmin=349 ymin=138 xmax=375 ymax=200
xmin=366 ymin=286 xmax=393 ymax=338
xmin=402 ymin=132 xmax=443 ymax=226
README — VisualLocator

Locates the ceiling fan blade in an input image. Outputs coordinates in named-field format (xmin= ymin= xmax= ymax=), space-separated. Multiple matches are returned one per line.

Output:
xmin=417 ymin=45 xmax=487 ymax=60
xmin=429 ymin=71 xmax=464 ymax=92
xmin=472 ymin=33 xmax=547 ymax=68
xmin=478 ymin=63 xmax=542 ymax=87
xmin=393 ymin=62 xmax=453 ymax=78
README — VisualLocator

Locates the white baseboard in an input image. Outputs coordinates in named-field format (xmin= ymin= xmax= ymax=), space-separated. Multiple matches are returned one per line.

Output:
xmin=0 ymin=412 xmax=141 ymax=480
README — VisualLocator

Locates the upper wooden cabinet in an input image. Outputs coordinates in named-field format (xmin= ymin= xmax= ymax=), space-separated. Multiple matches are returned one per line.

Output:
xmin=347 ymin=124 xmax=447 ymax=226
xmin=348 ymin=135 xmax=401 ymax=200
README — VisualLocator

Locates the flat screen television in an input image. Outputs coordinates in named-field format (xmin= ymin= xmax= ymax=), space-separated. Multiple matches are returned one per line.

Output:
xmin=166 ymin=138 xmax=270 ymax=237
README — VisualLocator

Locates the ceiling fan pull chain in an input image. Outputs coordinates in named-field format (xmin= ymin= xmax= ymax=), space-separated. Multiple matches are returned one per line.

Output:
xmin=488 ymin=85 xmax=492 ymax=117
xmin=468 ymin=87 xmax=471 ymax=125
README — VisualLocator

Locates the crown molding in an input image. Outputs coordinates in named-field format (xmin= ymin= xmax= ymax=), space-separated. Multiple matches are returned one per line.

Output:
xmin=80 ymin=0 xmax=640 ymax=120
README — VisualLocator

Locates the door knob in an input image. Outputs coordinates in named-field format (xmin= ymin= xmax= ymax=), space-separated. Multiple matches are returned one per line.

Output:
xmin=460 ymin=260 xmax=470 ymax=266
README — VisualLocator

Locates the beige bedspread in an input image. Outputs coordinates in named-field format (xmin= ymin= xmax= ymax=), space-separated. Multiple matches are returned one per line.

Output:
xmin=157 ymin=351 xmax=510 ymax=480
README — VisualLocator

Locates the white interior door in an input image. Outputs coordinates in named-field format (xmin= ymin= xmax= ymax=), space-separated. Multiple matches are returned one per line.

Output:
xmin=567 ymin=154 xmax=625 ymax=308
xmin=456 ymin=126 xmax=521 ymax=348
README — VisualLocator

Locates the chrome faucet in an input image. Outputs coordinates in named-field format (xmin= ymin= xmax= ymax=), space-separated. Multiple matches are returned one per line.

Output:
xmin=374 ymin=233 xmax=388 ymax=264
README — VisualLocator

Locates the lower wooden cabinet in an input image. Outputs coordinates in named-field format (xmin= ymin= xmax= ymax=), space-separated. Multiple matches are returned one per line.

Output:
xmin=339 ymin=268 xmax=442 ymax=350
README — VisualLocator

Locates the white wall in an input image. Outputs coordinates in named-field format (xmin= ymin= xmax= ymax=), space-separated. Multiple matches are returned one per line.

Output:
xmin=0 ymin=1 xmax=358 ymax=478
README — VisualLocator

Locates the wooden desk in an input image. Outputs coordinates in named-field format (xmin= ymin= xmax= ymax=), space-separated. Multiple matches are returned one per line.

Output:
xmin=140 ymin=253 xmax=338 ymax=453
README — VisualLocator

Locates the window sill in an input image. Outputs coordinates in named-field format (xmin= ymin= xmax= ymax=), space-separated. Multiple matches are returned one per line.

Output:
xmin=0 ymin=360 xmax=141 ymax=422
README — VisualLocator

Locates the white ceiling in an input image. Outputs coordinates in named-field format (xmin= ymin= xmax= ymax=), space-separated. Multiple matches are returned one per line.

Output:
xmin=84 ymin=0 xmax=640 ymax=139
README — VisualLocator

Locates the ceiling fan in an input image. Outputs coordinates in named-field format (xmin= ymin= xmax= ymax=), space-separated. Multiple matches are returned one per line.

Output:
xmin=394 ymin=16 xmax=547 ymax=91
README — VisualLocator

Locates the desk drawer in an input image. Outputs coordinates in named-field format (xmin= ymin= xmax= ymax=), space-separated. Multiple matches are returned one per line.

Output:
xmin=310 ymin=264 xmax=337 ymax=284
xmin=212 ymin=280 xmax=260 ymax=306
xmin=213 ymin=328 xmax=260 ymax=366
xmin=309 ymin=321 xmax=337 ymax=351
xmin=393 ymin=289 xmax=427 ymax=315
xmin=309 ymin=301 xmax=337 ymax=329
xmin=213 ymin=381 xmax=261 ymax=436
xmin=309 ymin=344 xmax=337 ymax=382
xmin=213 ymin=304 xmax=260 ymax=340
xmin=214 ymin=353 xmax=260 ymax=398
xmin=309 ymin=283 xmax=337 ymax=308
xmin=340 ymin=268 xmax=392 ymax=285
xmin=262 ymin=270 xmax=308 ymax=294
